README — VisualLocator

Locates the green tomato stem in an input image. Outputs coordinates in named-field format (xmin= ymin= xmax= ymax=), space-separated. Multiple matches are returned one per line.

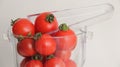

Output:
xmin=27 ymin=32 xmax=32 ymax=37
xmin=46 ymin=14 xmax=54 ymax=23
xmin=17 ymin=35 xmax=24 ymax=42
xmin=59 ymin=23 xmax=69 ymax=31
xmin=46 ymin=54 xmax=55 ymax=60
xmin=34 ymin=33 xmax=42 ymax=40
xmin=11 ymin=18 xmax=20 ymax=26
xmin=32 ymin=54 xmax=43 ymax=60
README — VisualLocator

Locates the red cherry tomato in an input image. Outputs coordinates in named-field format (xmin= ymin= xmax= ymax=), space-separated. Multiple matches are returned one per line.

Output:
xmin=25 ymin=60 xmax=43 ymax=67
xmin=65 ymin=59 xmax=77 ymax=67
xmin=20 ymin=58 xmax=31 ymax=67
xmin=35 ymin=34 xmax=56 ymax=56
xmin=44 ymin=57 xmax=65 ymax=67
xmin=54 ymin=23 xmax=77 ymax=50
xmin=35 ymin=12 xmax=58 ymax=34
xmin=54 ymin=50 xmax=71 ymax=61
xmin=17 ymin=38 xmax=36 ymax=57
xmin=12 ymin=18 xmax=35 ymax=36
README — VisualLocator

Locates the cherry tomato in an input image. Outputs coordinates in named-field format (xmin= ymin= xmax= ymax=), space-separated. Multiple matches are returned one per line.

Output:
xmin=12 ymin=18 xmax=35 ymax=36
xmin=44 ymin=57 xmax=65 ymax=67
xmin=35 ymin=12 xmax=58 ymax=34
xmin=35 ymin=33 xmax=56 ymax=56
xmin=54 ymin=50 xmax=71 ymax=61
xmin=65 ymin=59 xmax=77 ymax=67
xmin=54 ymin=23 xmax=77 ymax=50
xmin=20 ymin=57 xmax=31 ymax=67
xmin=17 ymin=38 xmax=36 ymax=57
xmin=25 ymin=60 xmax=43 ymax=67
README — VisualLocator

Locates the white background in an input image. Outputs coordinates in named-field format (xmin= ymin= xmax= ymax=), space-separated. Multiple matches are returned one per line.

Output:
xmin=0 ymin=0 xmax=120 ymax=67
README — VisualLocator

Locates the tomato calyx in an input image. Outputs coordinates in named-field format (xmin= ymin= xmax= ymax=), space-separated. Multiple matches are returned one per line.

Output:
xmin=27 ymin=32 xmax=32 ymax=37
xmin=46 ymin=54 xmax=55 ymax=60
xmin=59 ymin=23 xmax=69 ymax=31
xmin=46 ymin=14 xmax=54 ymax=23
xmin=16 ymin=32 xmax=33 ymax=42
xmin=11 ymin=18 xmax=20 ymax=26
xmin=32 ymin=54 xmax=43 ymax=60
xmin=17 ymin=35 xmax=24 ymax=42
xmin=34 ymin=33 xmax=42 ymax=40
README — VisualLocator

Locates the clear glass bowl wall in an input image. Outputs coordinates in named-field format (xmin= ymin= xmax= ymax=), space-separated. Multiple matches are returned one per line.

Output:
xmin=8 ymin=26 xmax=86 ymax=67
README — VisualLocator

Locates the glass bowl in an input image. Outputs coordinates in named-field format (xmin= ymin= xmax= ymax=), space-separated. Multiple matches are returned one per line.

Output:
xmin=7 ymin=3 xmax=114 ymax=67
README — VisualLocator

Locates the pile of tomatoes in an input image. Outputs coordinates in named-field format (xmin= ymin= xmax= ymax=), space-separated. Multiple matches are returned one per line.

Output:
xmin=11 ymin=12 xmax=77 ymax=67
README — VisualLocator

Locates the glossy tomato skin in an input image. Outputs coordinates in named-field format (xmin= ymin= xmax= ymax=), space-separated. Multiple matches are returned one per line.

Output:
xmin=35 ymin=34 xmax=56 ymax=56
xmin=65 ymin=59 xmax=77 ymax=67
xmin=54 ymin=29 xmax=77 ymax=50
xmin=17 ymin=38 xmax=36 ymax=57
xmin=20 ymin=57 xmax=31 ymax=67
xmin=12 ymin=18 xmax=35 ymax=36
xmin=25 ymin=60 xmax=43 ymax=67
xmin=35 ymin=12 xmax=58 ymax=34
xmin=54 ymin=50 xmax=71 ymax=61
xmin=44 ymin=57 xmax=65 ymax=67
